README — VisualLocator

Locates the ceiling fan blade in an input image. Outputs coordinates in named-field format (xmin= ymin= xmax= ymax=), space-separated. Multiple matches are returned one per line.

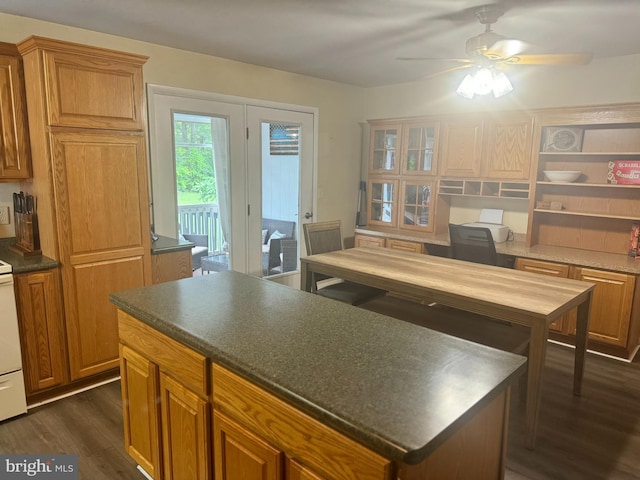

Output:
xmin=487 ymin=39 xmax=527 ymax=59
xmin=397 ymin=57 xmax=472 ymax=63
xmin=422 ymin=64 xmax=474 ymax=80
xmin=504 ymin=53 xmax=593 ymax=65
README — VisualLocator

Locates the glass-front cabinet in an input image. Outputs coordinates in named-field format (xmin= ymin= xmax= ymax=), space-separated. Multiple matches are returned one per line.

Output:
xmin=402 ymin=122 xmax=439 ymax=176
xmin=368 ymin=179 xmax=397 ymax=227
xmin=400 ymin=180 xmax=434 ymax=232
xmin=369 ymin=124 xmax=401 ymax=175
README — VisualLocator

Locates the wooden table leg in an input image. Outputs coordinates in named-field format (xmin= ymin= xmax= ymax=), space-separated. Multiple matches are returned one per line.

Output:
xmin=573 ymin=293 xmax=592 ymax=396
xmin=524 ymin=319 xmax=549 ymax=450
xmin=300 ymin=261 xmax=313 ymax=292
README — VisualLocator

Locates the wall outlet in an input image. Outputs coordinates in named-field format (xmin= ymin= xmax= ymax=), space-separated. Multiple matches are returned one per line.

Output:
xmin=0 ymin=205 xmax=11 ymax=225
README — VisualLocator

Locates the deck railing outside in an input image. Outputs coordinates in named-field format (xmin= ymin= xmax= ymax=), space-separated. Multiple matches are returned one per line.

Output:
xmin=178 ymin=203 xmax=225 ymax=253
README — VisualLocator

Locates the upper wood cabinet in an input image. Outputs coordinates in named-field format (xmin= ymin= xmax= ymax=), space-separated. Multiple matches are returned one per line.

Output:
xmin=18 ymin=36 xmax=146 ymax=130
xmin=0 ymin=42 xmax=31 ymax=180
xmin=440 ymin=117 xmax=484 ymax=178
xmin=440 ymin=114 xmax=533 ymax=179
xmin=481 ymin=113 xmax=534 ymax=179
xmin=401 ymin=121 xmax=439 ymax=176
xmin=369 ymin=123 xmax=401 ymax=175
xmin=367 ymin=178 xmax=398 ymax=227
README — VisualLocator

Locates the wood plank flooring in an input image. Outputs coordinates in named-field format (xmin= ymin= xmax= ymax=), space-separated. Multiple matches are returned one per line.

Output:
xmin=0 ymin=343 xmax=638 ymax=479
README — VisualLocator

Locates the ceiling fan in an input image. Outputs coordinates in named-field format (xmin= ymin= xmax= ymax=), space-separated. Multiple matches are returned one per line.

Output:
xmin=398 ymin=4 xmax=593 ymax=98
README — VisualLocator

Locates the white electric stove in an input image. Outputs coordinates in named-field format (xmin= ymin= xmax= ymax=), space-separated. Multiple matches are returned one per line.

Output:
xmin=0 ymin=258 xmax=28 ymax=421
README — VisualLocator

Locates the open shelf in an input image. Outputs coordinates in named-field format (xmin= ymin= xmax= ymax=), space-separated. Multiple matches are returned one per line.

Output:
xmin=536 ymin=181 xmax=640 ymax=189
xmin=438 ymin=179 xmax=529 ymax=200
xmin=533 ymin=209 xmax=640 ymax=221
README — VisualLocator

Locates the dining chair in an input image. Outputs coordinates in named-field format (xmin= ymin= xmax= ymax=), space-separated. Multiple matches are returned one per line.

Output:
xmin=448 ymin=223 xmax=498 ymax=266
xmin=303 ymin=220 xmax=386 ymax=305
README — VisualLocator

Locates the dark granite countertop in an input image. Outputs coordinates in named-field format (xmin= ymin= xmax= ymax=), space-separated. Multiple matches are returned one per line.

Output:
xmin=151 ymin=234 xmax=194 ymax=254
xmin=110 ymin=271 xmax=526 ymax=464
xmin=0 ymin=238 xmax=58 ymax=273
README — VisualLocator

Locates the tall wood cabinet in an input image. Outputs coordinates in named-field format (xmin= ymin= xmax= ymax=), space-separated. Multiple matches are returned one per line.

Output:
xmin=0 ymin=42 xmax=31 ymax=180
xmin=17 ymin=37 xmax=152 ymax=380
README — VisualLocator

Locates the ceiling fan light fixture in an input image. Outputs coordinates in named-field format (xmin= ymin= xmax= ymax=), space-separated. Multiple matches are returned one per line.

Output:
xmin=456 ymin=67 xmax=513 ymax=99
xmin=492 ymin=71 xmax=513 ymax=98
xmin=456 ymin=73 xmax=477 ymax=99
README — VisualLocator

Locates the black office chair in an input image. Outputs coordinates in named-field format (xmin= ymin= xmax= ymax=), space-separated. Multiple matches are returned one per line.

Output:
xmin=448 ymin=223 xmax=498 ymax=266
xmin=303 ymin=220 xmax=386 ymax=305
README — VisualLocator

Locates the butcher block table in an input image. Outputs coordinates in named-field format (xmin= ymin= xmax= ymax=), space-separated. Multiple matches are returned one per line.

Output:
xmin=301 ymin=246 xmax=595 ymax=449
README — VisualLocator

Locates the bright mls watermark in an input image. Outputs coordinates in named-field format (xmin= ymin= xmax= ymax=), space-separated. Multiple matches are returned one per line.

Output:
xmin=0 ymin=455 xmax=77 ymax=479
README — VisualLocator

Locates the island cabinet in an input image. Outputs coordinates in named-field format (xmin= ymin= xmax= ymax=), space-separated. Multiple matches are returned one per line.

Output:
xmin=118 ymin=310 xmax=211 ymax=480
xmin=17 ymin=37 xmax=152 ymax=382
xmin=0 ymin=42 xmax=32 ymax=180
xmin=515 ymin=258 xmax=639 ymax=357
xmin=14 ymin=268 xmax=67 ymax=398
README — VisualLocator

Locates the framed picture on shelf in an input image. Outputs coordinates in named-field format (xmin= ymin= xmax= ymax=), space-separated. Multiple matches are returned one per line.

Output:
xmin=541 ymin=126 xmax=584 ymax=152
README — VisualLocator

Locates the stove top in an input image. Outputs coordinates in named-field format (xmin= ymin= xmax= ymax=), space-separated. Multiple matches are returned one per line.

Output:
xmin=0 ymin=259 xmax=12 ymax=275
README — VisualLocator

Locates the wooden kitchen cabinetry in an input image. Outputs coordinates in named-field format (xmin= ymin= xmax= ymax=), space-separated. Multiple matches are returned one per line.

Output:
xmin=119 ymin=311 xmax=211 ymax=480
xmin=213 ymin=364 xmax=392 ymax=480
xmin=18 ymin=37 xmax=152 ymax=381
xmin=355 ymin=233 xmax=424 ymax=253
xmin=516 ymin=257 xmax=639 ymax=356
xmin=14 ymin=269 xmax=67 ymax=397
xmin=439 ymin=113 xmax=534 ymax=180
xmin=528 ymin=104 xmax=640 ymax=255
xmin=0 ymin=42 xmax=31 ymax=180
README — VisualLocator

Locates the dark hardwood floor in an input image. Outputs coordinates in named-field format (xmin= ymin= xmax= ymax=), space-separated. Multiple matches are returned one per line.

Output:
xmin=0 ymin=342 xmax=639 ymax=479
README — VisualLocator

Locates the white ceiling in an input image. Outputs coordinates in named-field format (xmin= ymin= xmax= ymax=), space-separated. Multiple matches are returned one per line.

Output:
xmin=1 ymin=0 xmax=639 ymax=87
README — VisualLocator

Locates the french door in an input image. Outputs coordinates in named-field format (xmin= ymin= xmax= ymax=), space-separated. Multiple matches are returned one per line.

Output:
xmin=147 ymin=85 xmax=316 ymax=281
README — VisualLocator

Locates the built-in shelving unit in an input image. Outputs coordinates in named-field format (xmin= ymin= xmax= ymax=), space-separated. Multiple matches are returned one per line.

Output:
xmin=439 ymin=179 xmax=530 ymax=199
xmin=528 ymin=105 xmax=640 ymax=255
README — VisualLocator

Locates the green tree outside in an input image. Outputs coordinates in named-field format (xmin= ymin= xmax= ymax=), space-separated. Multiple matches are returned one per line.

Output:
xmin=174 ymin=118 xmax=217 ymax=205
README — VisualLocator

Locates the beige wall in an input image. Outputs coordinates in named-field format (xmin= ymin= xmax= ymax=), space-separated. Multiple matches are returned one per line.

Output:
xmin=363 ymin=55 xmax=640 ymax=233
xmin=0 ymin=13 xmax=366 ymax=239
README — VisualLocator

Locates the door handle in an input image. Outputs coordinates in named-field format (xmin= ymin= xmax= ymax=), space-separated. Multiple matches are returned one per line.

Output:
xmin=304 ymin=212 xmax=313 ymax=219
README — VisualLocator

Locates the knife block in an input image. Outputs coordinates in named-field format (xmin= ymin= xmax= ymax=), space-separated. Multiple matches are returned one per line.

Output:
xmin=9 ymin=212 xmax=41 ymax=256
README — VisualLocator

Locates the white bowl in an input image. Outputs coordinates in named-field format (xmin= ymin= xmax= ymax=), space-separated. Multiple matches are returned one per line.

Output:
xmin=543 ymin=170 xmax=581 ymax=183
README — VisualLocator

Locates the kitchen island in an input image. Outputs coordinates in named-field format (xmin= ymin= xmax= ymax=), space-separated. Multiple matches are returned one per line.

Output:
xmin=110 ymin=271 xmax=526 ymax=479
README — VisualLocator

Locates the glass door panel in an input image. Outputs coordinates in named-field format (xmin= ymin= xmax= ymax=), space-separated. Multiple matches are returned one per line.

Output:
xmin=402 ymin=123 xmax=439 ymax=175
xmin=369 ymin=125 xmax=401 ymax=174
xmin=400 ymin=180 xmax=434 ymax=232
xmin=368 ymin=179 xmax=397 ymax=227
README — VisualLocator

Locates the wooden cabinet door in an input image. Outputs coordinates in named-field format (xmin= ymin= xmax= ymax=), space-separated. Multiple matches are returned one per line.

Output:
xmin=481 ymin=114 xmax=534 ymax=179
xmin=368 ymin=179 xmax=398 ymax=227
xmin=152 ymin=250 xmax=193 ymax=284
xmin=440 ymin=118 xmax=484 ymax=177
xmin=120 ymin=345 xmax=162 ymax=479
xmin=0 ymin=46 xmax=31 ymax=179
xmin=401 ymin=121 xmax=439 ymax=176
xmin=354 ymin=234 xmax=385 ymax=248
xmin=570 ymin=267 xmax=635 ymax=347
xmin=369 ymin=124 xmax=401 ymax=175
xmin=399 ymin=180 xmax=434 ymax=233
xmin=213 ymin=410 xmax=283 ymax=480
xmin=14 ymin=269 xmax=66 ymax=394
xmin=50 ymin=130 xmax=152 ymax=379
xmin=386 ymin=238 xmax=424 ymax=254
xmin=160 ymin=373 xmax=210 ymax=480
xmin=24 ymin=37 xmax=146 ymax=130
xmin=514 ymin=258 xmax=572 ymax=333
xmin=287 ymin=458 xmax=325 ymax=480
